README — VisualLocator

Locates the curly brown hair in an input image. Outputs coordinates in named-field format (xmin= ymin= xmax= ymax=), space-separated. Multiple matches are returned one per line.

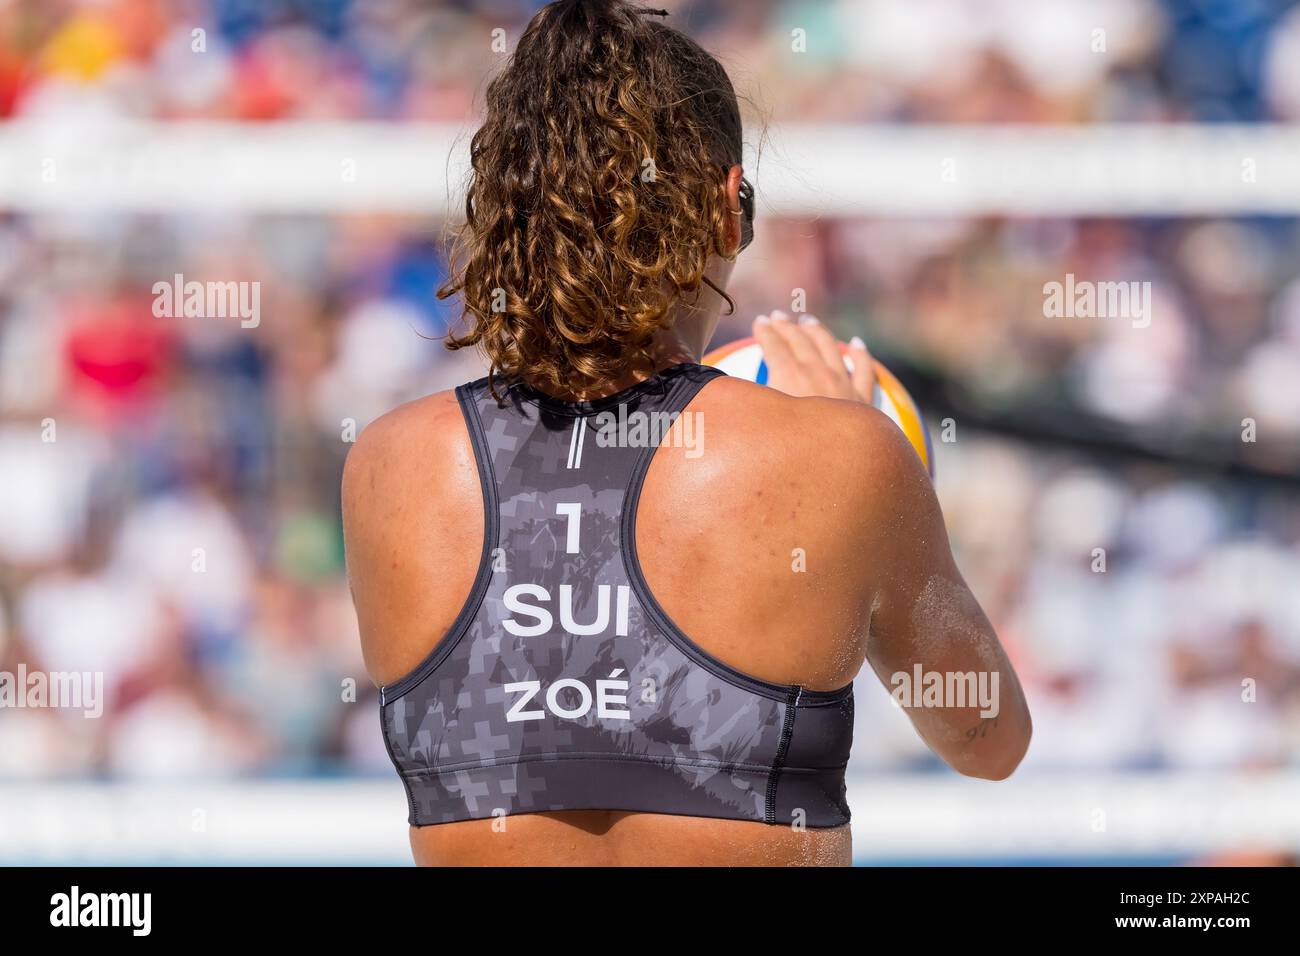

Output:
xmin=437 ymin=0 xmax=745 ymax=397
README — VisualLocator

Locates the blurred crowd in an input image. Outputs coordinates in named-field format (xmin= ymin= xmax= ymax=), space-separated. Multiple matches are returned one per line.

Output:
xmin=0 ymin=0 xmax=1299 ymax=783
xmin=3 ymin=0 xmax=1300 ymax=123
xmin=1 ymin=205 xmax=1299 ymax=780
xmin=0 ymin=212 xmax=469 ymax=779
xmin=859 ymin=436 xmax=1300 ymax=772
xmin=793 ymin=215 xmax=1300 ymax=476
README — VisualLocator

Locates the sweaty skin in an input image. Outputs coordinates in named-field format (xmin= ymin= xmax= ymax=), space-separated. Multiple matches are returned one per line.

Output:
xmin=342 ymin=170 xmax=1031 ymax=867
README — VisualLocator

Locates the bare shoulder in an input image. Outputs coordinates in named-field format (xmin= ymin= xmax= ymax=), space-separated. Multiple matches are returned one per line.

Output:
xmin=636 ymin=375 xmax=922 ymax=688
xmin=342 ymin=389 xmax=466 ymax=506
xmin=686 ymin=376 xmax=927 ymax=509
xmin=342 ymin=387 xmax=482 ymax=687
xmin=340 ymin=387 xmax=483 ymax=542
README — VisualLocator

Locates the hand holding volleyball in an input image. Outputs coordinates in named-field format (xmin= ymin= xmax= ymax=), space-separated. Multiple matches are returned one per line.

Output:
xmin=751 ymin=312 xmax=878 ymax=403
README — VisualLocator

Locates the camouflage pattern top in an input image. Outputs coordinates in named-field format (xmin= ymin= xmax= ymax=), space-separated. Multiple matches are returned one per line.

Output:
xmin=380 ymin=363 xmax=853 ymax=827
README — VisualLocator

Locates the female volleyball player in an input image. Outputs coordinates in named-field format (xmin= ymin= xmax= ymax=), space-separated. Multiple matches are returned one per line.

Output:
xmin=343 ymin=0 xmax=1031 ymax=866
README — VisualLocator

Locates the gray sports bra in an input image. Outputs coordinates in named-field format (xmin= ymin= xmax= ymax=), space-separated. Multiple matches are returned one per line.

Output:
xmin=380 ymin=362 xmax=853 ymax=827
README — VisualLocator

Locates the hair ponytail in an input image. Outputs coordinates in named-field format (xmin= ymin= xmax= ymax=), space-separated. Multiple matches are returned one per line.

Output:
xmin=438 ymin=0 xmax=744 ymax=396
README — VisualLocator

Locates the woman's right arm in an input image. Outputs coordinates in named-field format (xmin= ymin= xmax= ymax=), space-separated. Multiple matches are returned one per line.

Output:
xmin=755 ymin=313 xmax=1032 ymax=780
xmin=858 ymin=414 xmax=1032 ymax=780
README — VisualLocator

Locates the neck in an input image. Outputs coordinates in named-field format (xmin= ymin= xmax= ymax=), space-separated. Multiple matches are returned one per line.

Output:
xmin=537 ymin=336 xmax=695 ymax=403
xmin=524 ymin=281 xmax=723 ymax=402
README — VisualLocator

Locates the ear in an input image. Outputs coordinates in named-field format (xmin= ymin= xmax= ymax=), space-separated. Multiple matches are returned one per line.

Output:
xmin=724 ymin=164 xmax=744 ymax=255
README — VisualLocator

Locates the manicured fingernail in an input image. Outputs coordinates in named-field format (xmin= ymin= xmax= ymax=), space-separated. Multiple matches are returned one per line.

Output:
xmin=770 ymin=311 xmax=789 ymax=322
xmin=850 ymin=336 xmax=866 ymax=350
xmin=798 ymin=314 xmax=819 ymax=326
xmin=755 ymin=314 xmax=771 ymax=325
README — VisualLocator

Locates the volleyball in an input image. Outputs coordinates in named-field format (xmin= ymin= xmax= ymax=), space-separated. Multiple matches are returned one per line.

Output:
xmin=703 ymin=336 xmax=935 ymax=477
